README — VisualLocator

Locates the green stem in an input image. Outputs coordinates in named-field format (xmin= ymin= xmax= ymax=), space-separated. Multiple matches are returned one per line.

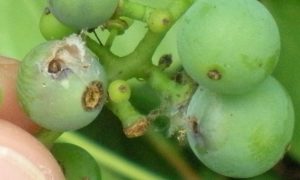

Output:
xmin=35 ymin=128 xmax=63 ymax=148
xmin=85 ymin=36 xmax=118 ymax=65
xmin=107 ymin=100 xmax=149 ymax=138
xmin=86 ymin=0 xmax=194 ymax=82
xmin=148 ymin=68 xmax=196 ymax=107
xmin=105 ymin=29 xmax=118 ymax=48
xmin=58 ymin=132 xmax=165 ymax=180
xmin=146 ymin=132 xmax=201 ymax=179
xmin=117 ymin=0 xmax=154 ymax=21
xmin=147 ymin=68 xmax=196 ymax=135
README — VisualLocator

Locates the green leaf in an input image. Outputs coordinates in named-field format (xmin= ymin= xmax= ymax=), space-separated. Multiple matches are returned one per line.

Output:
xmin=0 ymin=0 xmax=46 ymax=60
xmin=261 ymin=0 xmax=300 ymax=162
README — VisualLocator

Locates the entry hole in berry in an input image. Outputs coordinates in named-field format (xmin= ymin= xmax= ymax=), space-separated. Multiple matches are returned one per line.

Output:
xmin=207 ymin=69 xmax=222 ymax=80
xmin=48 ymin=59 xmax=63 ymax=74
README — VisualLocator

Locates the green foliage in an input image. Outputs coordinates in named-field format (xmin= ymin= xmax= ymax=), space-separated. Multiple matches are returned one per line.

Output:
xmin=0 ymin=0 xmax=46 ymax=59
xmin=261 ymin=0 xmax=300 ymax=164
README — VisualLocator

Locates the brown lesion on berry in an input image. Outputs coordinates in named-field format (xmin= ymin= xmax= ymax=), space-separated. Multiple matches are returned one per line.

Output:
xmin=82 ymin=81 xmax=104 ymax=111
xmin=189 ymin=116 xmax=199 ymax=134
xmin=162 ymin=18 xmax=171 ymax=26
xmin=119 ymin=84 xmax=128 ymax=93
xmin=207 ymin=69 xmax=222 ymax=80
xmin=48 ymin=58 xmax=63 ymax=74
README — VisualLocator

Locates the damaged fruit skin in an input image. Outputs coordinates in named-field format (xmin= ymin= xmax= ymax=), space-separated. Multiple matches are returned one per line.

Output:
xmin=177 ymin=0 xmax=280 ymax=94
xmin=17 ymin=36 xmax=107 ymax=131
xmin=186 ymin=77 xmax=294 ymax=178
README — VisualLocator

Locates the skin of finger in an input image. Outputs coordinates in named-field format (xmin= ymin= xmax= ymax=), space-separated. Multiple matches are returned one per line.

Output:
xmin=0 ymin=56 xmax=41 ymax=134
xmin=0 ymin=119 xmax=65 ymax=180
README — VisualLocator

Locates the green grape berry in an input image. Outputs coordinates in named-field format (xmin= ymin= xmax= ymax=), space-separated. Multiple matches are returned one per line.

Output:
xmin=48 ymin=0 xmax=119 ymax=30
xmin=51 ymin=143 xmax=101 ymax=180
xmin=177 ymin=0 xmax=280 ymax=94
xmin=186 ymin=77 xmax=294 ymax=178
xmin=108 ymin=79 xmax=131 ymax=103
xmin=39 ymin=7 xmax=75 ymax=40
xmin=147 ymin=10 xmax=172 ymax=33
xmin=17 ymin=35 xmax=107 ymax=131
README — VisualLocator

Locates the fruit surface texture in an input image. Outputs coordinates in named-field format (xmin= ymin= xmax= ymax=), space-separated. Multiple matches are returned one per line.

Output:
xmin=186 ymin=77 xmax=294 ymax=178
xmin=17 ymin=35 xmax=107 ymax=131
xmin=49 ymin=0 xmax=119 ymax=30
xmin=51 ymin=143 xmax=101 ymax=180
xmin=178 ymin=0 xmax=280 ymax=94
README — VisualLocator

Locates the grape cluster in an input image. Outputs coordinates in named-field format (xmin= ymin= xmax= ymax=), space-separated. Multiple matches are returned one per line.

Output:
xmin=0 ymin=0 xmax=297 ymax=179
xmin=177 ymin=0 xmax=294 ymax=178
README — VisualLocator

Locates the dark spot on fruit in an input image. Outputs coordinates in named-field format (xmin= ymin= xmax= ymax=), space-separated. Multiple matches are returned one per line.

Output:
xmin=118 ymin=84 xmax=128 ymax=93
xmin=43 ymin=7 xmax=51 ymax=15
xmin=189 ymin=116 xmax=199 ymax=134
xmin=82 ymin=81 xmax=104 ymax=111
xmin=162 ymin=18 xmax=170 ymax=26
xmin=188 ymin=116 xmax=208 ymax=151
xmin=174 ymin=72 xmax=184 ymax=84
xmin=158 ymin=54 xmax=172 ymax=68
xmin=207 ymin=69 xmax=222 ymax=80
xmin=48 ymin=58 xmax=63 ymax=74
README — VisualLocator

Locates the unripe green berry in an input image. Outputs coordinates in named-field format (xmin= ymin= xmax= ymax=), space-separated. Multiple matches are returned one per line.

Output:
xmin=178 ymin=0 xmax=280 ymax=94
xmin=48 ymin=0 xmax=119 ymax=30
xmin=187 ymin=77 xmax=294 ymax=178
xmin=39 ymin=7 xmax=75 ymax=40
xmin=51 ymin=143 xmax=101 ymax=180
xmin=147 ymin=10 xmax=172 ymax=33
xmin=104 ymin=18 xmax=130 ymax=35
xmin=17 ymin=35 xmax=107 ymax=131
xmin=108 ymin=79 xmax=131 ymax=103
